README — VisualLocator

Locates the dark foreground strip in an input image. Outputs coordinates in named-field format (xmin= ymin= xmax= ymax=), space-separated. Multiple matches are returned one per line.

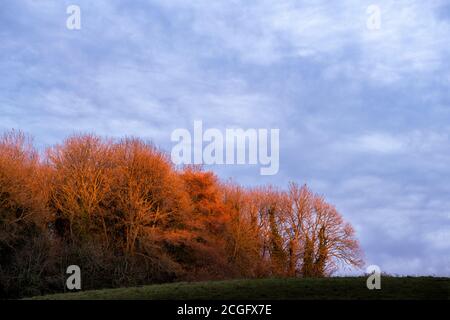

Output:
xmin=1 ymin=300 xmax=447 ymax=319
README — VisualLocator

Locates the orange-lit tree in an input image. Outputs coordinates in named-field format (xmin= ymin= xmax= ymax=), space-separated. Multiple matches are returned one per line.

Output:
xmin=0 ymin=130 xmax=364 ymax=298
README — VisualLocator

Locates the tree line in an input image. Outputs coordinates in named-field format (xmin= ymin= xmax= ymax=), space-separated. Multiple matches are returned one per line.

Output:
xmin=0 ymin=130 xmax=363 ymax=298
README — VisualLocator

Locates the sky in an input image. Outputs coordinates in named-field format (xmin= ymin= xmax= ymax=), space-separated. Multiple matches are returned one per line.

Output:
xmin=1 ymin=0 xmax=449 ymax=276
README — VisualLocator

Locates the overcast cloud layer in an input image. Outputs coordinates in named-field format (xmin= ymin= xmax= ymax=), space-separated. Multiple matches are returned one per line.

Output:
xmin=1 ymin=0 xmax=449 ymax=275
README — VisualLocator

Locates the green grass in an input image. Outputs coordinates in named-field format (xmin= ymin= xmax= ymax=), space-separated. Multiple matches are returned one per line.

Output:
xmin=30 ymin=277 xmax=449 ymax=300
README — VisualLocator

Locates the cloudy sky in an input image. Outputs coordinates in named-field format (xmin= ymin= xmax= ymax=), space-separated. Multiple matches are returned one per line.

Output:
xmin=1 ymin=0 xmax=449 ymax=275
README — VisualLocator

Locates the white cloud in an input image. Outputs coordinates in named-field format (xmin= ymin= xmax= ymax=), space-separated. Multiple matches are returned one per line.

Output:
xmin=156 ymin=0 xmax=450 ymax=83
xmin=335 ymin=130 xmax=450 ymax=155
xmin=357 ymin=133 xmax=405 ymax=153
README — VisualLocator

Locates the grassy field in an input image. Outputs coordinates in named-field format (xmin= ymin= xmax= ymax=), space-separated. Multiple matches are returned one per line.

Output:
xmin=30 ymin=277 xmax=449 ymax=300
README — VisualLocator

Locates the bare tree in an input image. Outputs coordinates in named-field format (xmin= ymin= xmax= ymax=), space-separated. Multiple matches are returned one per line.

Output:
xmin=46 ymin=134 xmax=114 ymax=246
xmin=286 ymin=183 xmax=363 ymax=277
xmin=0 ymin=130 xmax=53 ymax=298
